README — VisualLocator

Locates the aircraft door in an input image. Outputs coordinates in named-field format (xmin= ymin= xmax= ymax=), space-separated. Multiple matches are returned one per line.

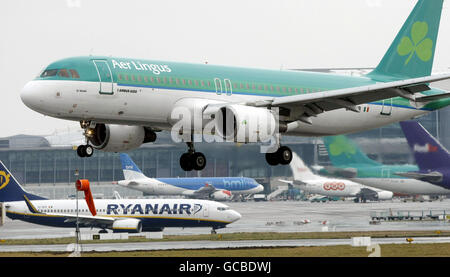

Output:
xmin=214 ymin=78 xmax=223 ymax=95
xmin=380 ymin=98 xmax=393 ymax=116
xmin=381 ymin=168 xmax=391 ymax=178
xmin=224 ymin=79 xmax=232 ymax=96
xmin=203 ymin=203 xmax=209 ymax=218
xmin=93 ymin=60 xmax=114 ymax=94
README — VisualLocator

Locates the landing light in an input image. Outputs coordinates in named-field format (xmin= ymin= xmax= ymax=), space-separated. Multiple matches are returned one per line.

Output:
xmin=85 ymin=128 xmax=95 ymax=137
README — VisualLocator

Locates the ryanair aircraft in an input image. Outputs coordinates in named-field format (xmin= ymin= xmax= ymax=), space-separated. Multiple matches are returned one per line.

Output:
xmin=0 ymin=161 xmax=241 ymax=233
xmin=20 ymin=1 xmax=450 ymax=171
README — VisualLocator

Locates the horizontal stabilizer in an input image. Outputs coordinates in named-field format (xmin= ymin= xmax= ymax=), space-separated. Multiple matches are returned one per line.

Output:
xmin=415 ymin=92 xmax=450 ymax=102
xmin=323 ymin=166 xmax=358 ymax=178
xmin=395 ymin=171 xmax=443 ymax=183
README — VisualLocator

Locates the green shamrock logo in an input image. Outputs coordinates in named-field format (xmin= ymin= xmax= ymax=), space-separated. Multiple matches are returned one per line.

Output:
xmin=397 ymin=21 xmax=433 ymax=65
xmin=329 ymin=136 xmax=356 ymax=157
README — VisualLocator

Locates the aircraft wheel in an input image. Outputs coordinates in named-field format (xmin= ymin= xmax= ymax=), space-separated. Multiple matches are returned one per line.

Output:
xmin=77 ymin=145 xmax=86 ymax=157
xmin=192 ymin=152 xmax=206 ymax=171
xmin=85 ymin=145 xmax=94 ymax=157
xmin=277 ymin=146 xmax=292 ymax=165
xmin=180 ymin=153 xmax=194 ymax=171
xmin=265 ymin=152 xmax=279 ymax=166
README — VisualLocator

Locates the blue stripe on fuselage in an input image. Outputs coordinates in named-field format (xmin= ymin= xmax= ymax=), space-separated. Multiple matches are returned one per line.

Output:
xmin=6 ymin=211 xmax=228 ymax=229
xmin=155 ymin=177 xmax=258 ymax=191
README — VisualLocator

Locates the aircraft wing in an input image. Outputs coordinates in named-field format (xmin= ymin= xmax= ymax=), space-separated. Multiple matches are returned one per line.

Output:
xmin=248 ymin=74 xmax=450 ymax=121
xmin=193 ymin=183 xmax=217 ymax=195
xmin=117 ymin=180 xmax=140 ymax=186
xmin=395 ymin=171 xmax=443 ymax=183
xmin=278 ymin=179 xmax=306 ymax=186
xmin=60 ymin=213 xmax=115 ymax=227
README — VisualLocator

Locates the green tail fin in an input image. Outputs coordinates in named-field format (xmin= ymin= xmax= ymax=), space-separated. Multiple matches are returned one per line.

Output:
xmin=323 ymin=135 xmax=381 ymax=167
xmin=367 ymin=0 xmax=443 ymax=81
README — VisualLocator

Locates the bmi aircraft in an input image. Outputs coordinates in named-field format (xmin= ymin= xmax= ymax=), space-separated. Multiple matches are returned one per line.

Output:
xmin=118 ymin=153 xmax=264 ymax=200
xmin=20 ymin=0 xmax=450 ymax=171
xmin=0 ymin=161 xmax=241 ymax=233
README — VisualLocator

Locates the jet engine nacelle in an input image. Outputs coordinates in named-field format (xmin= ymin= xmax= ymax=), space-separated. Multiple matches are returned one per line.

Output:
xmin=112 ymin=218 xmax=143 ymax=233
xmin=88 ymin=124 xmax=156 ymax=152
xmin=211 ymin=190 xmax=232 ymax=201
xmin=214 ymin=105 xmax=277 ymax=143
xmin=377 ymin=191 xmax=393 ymax=200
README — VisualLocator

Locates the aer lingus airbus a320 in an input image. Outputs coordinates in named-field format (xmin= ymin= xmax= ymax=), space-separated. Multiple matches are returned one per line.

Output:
xmin=21 ymin=0 xmax=450 ymax=171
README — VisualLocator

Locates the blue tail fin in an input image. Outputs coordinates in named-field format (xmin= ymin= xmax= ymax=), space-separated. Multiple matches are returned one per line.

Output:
xmin=0 ymin=161 xmax=46 ymax=202
xmin=119 ymin=153 xmax=147 ymax=180
xmin=399 ymin=121 xmax=450 ymax=171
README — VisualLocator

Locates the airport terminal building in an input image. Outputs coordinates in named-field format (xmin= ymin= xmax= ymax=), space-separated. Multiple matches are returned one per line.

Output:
xmin=0 ymin=104 xmax=448 ymax=199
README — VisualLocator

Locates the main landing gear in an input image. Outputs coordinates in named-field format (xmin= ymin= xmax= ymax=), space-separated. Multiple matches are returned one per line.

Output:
xmin=265 ymin=146 xmax=293 ymax=166
xmin=77 ymin=120 xmax=95 ymax=158
xmin=180 ymin=142 xmax=207 ymax=171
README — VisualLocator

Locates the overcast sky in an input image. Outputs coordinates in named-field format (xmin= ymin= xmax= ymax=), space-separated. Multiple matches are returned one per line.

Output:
xmin=1 ymin=0 xmax=449 ymax=137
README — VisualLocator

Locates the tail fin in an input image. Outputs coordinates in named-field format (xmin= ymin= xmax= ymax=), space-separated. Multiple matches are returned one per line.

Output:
xmin=399 ymin=121 xmax=450 ymax=171
xmin=290 ymin=152 xmax=320 ymax=180
xmin=0 ymin=161 xmax=46 ymax=202
xmin=120 ymin=153 xmax=147 ymax=180
xmin=367 ymin=0 xmax=443 ymax=80
xmin=323 ymin=135 xmax=381 ymax=167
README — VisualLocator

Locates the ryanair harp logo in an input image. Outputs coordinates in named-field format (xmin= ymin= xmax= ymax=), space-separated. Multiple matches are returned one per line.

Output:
xmin=0 ymin=171 xmax=10 ymax=190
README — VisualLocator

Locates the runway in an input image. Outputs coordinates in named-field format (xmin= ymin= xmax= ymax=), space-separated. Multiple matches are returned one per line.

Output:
xmin=1 ymin=237 xmax=450 ymax=253
xmin=1 ymin=199 xmax=450 ymax=252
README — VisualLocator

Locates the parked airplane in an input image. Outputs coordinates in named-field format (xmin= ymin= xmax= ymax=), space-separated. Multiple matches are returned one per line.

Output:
xmin=20 ymin=0 xmax=450 ymax=171
xmin=280 ymin=152 xmax=393 ymax=202
xmin=322 ymin=135 xmax=450 ymax=195
xmin=118 ymin=153 xmax=264 ymax=200
xmin=0 ymin=161 xmax=241 ymax=233
xmin=397 ymin=121 xmax=450 ymax=189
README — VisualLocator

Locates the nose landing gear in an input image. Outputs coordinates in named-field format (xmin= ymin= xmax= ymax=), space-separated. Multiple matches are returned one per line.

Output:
xmin=77 ymin=120 xmax=95 ymax=158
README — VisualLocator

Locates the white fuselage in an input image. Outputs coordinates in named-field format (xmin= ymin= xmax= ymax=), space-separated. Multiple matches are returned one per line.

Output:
xmin=5 ymin=198 xmax=241 ymax=227
xmin=352 ymin=178 xmax=450 ymax=196
xmin=298 ymin=177 xmax=365 ymax=197
xmin=21 ymin=80 xmax=429 ymax=137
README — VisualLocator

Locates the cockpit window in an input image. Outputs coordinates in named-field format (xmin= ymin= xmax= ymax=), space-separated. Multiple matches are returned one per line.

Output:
xmin=40 ymin=68 xmax=80 ymax=79
xmin=58 ymin=69 xmax=70 ymax=78
xmin=40 ymin=69 xmax=58 ymax=77
xmin=217 ymin=206 xmax=230 ymax=211
xmin=70 ymin=69 xmax=80 ymax=78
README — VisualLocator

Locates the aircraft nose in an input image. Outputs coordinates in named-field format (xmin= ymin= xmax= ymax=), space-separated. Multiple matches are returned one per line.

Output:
xmin=256 ymin=184 xmax=264 ymax=192
xmin=229 ymin=210 xmax=242 ymax=222
xmin=20 ymin=81 xmax=41 ymax=110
